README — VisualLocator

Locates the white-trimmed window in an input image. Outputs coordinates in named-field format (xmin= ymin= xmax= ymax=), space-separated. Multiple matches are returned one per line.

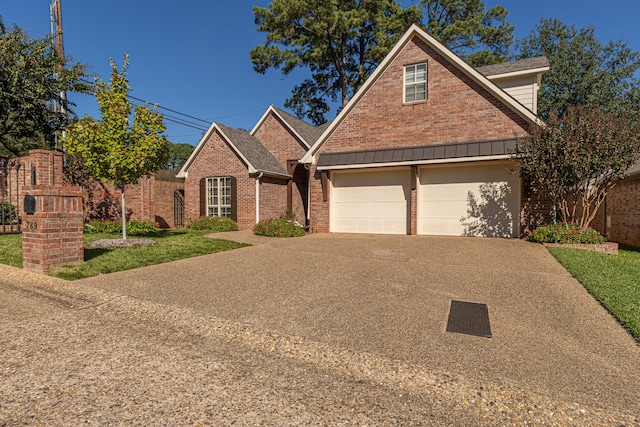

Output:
xmin=404 ymin=62 xmax=427 ymax=103
xmin=206 ymin=177 xmax=231 ymax=218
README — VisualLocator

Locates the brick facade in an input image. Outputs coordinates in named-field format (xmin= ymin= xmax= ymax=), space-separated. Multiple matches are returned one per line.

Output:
xmin=309 ymin=37 xmax=532 ymax=234
xmin=259 ymin=176 xmax=288 ymax=221
xmin=592 ymin=177 xmax=640 ymax=248
xmin=17 ymin=151 xmax=84 ymax=272
xmin=318 ymin=39 xmax=530 ymax=155
xmin=183 ymin=129 xmax=256 ymax=229
xmin=154 ymin=180 xmax=185 ymax=228
xmin=254 ymin=113 xmax=309 ymax=223
xmin=21 ymin=186 xmax=84 ymax=272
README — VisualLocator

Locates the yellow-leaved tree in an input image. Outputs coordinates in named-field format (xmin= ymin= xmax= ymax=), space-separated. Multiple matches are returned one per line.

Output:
xmin=64 ymin=54 xmax=169 ymax=239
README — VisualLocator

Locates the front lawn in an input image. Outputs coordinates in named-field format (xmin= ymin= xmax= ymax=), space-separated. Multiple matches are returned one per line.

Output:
xmin=547 ymin=245 xmax=640 ymax=342
xmin=0 ymin=230 xmax=248 ymax=280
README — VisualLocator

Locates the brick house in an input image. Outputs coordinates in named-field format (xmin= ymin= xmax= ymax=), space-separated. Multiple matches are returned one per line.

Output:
xmin=177 ymin=106 xmax=327 ymax=228
xmin=179 ymin=24 xmax=551 ymax=237
xmin=301 ymin=25 xmax=553 ymax=236
xmin=592 ymin=164 xmax=640 ymax=248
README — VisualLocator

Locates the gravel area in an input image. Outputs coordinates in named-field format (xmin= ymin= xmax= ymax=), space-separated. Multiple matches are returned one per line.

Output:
xmin=86 ymin=238 xmax=158 ymax=249
xmin=1 ymin=264 xmax=639 ymax=425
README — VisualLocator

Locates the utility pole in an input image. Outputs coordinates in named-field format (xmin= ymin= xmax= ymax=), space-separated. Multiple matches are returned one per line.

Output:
xmin=50 ymin=0 xmax=66 ymax=149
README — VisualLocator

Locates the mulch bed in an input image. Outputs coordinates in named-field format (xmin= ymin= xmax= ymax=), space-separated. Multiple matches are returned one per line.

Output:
xmin=86 ymin=238 xmax=158 ymax=249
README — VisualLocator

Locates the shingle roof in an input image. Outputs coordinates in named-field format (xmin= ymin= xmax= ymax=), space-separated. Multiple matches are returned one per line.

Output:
xmin=273 ymin=107 xmax=330 ymax=146
xmin=216 ymin=123 xmax=289 ymax=177
xmin=476 ymin=56 xmax=549 ymax=77
xmin=317 ymin=139 xmax=517 ymax=169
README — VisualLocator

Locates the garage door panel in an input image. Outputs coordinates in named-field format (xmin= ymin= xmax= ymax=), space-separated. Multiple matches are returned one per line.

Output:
xmin=331 ymin=169 xmax=409 ymax=234
xmin=418 ymin=163 xmax=519 ymax=238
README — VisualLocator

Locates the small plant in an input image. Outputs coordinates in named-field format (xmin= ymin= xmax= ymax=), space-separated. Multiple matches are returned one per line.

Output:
xmin=127 ymin=220 xmax=162 ymax=234
xmin=254 ymin=217 xmax=305 ymax=237
xmin=528 ymin=223 xmax=606 ymax=244
xmin=0 ymin=201 xmax=17 ymax=225
xmin=187 ymin=216 xmax=239 ymax=232
xmin=84 ymin=219 xmax=122 ymax=234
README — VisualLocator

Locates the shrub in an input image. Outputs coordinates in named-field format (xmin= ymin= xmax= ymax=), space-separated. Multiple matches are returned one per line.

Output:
xmin=0 ymin=201 xmax=16 ymax=225
xmin=84 ymin=219 xmax=161 ymax=234
xmin=528 ymin=223 xmax=606 ymax=244
xmin=254 ymin=218 xmax=305 ymax=237
xmin=127 ymin=220 xmax=161 ymax=234
xmin=187 ymin=216 xmax=239 ymax=232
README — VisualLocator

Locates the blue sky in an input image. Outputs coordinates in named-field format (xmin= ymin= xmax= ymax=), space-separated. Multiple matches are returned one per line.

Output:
xmin=2 ymin=1 xmax=639 ymax=146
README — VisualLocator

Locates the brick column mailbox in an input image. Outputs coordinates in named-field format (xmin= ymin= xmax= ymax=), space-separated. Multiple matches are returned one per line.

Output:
xmin=22 ymin=185 xmax=84 ymax=273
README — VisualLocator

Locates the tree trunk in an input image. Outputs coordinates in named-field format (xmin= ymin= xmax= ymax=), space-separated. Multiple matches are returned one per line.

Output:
xmin=121 ymin=187 xmax=127 ymax=240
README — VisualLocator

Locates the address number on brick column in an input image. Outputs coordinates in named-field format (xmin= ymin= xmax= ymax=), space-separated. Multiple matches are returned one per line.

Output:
xmin=25 ymin=222 xmax=37 ymax=229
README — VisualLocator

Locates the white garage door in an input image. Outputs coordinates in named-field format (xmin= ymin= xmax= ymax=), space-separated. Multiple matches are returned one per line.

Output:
xmin=331 ymin=168 xmax=410 ymax=234
xmin=418 ymin=162 xmax=519 ymax=237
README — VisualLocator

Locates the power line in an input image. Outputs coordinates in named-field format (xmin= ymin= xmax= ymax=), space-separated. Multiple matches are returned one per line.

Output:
xmin=77 ymin=78 xmax=264 ymax=131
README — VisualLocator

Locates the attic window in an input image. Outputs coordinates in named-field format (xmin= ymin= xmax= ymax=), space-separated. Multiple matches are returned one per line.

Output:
xmin=404 ymin=63 xmax=427 ymax=103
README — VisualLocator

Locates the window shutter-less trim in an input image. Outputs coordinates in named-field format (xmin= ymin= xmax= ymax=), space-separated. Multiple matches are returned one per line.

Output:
xmin=199 ymin=178 xmax=206 ymax=217
xmin=230 ymin=176 xmax=238 ymax=222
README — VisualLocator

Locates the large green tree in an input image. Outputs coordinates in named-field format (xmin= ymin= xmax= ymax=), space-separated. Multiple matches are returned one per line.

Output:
xmin=421 ymin=0 xmax=514 ymax=66
xmin=517 ymin=17 xmax=640 ymax=121
xmin=64 ymin=55 xmax=169 ymax=240
xmin=250 ymin=0 xmax=422 ymax=125
xmin=516 ymin=106 xmax=640 ymax=229
xmin=0 ymin=18 xmax=89 ymax=156
xmin=251 ymin=0 xmax=515 ymax=124
xmin=167 ymin=142 xmax=194 ymax=169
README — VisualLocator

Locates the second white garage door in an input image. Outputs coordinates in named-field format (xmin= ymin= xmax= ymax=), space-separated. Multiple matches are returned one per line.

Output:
xmin=331 ymin=168 xmax=410 ymax=234
xmin=418 ymin=162 xmax=519 ymax=237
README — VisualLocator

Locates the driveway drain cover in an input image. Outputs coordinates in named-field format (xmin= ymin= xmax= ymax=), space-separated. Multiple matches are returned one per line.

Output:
xmin=446 ymin=300 xmax=492 ymax=338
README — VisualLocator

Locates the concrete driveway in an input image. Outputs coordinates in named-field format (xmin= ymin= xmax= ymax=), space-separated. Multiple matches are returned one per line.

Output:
xmin=80 ymin=232 xmax=640 ymax=415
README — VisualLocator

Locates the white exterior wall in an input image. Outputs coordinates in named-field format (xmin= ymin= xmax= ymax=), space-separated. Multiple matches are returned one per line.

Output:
xmin=491 ymin=76 xmax=537 ymax=114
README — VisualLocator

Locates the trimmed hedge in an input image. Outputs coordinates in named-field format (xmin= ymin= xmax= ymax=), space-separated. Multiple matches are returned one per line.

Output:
xmin=528 ymin=223 xmax=605 ymax=244
xmin=254 ymin=218 xmax=305 ymax=237
xmin=187 ymin=216 xmax=239 ymax=232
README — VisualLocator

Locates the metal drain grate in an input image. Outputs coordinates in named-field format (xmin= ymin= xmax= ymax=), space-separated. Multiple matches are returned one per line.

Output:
xmin=446 ymin=300 xmax=492 ymax=338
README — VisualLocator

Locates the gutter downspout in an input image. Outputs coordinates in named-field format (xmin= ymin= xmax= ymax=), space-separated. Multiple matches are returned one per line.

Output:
xmin=255 ymin=172 xmax=263 ymax=223
xmin=304 ymin=164 xmax=311 ymax=227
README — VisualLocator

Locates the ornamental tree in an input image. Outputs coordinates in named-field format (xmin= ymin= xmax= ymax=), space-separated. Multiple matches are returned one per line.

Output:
xmin=64 ymin=55 xmax=169 ymax=240
xmin=516 ymin=106 xmax=640 ymax=230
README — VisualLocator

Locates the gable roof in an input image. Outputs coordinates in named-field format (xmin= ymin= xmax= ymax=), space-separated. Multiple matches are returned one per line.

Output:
xmin=476 ymin=56 xmax=550 ymax=78
xmin=301 ymin=24 xmax=544 ymax=164
xmin=176 ymin=122 xmax=289 ymax=179
xmin=251 ymin=105 xmax=328 ymax=149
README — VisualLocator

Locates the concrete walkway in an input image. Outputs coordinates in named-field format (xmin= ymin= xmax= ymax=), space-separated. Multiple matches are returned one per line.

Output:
xmin=80 ymin=233 xmax=640 ymax=415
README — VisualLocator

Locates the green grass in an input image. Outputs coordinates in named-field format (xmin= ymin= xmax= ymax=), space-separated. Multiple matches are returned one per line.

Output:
xmin=0 ymin=230 xmax=249 ymax=280
xmin=547 ymin=245 xmax=640 ymax=342
xmin=0 ymin=233 xmax=23 ymax=268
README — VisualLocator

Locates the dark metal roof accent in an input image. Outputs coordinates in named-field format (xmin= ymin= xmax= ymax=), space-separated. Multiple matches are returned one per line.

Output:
xmin=476 ymin=56 xmax=549 ymax=77
xmin=273 ymin=107 xmax=331 ymax=146
xmin=217 ymin=123 xmax=289 ymax=177
xmin=316 ymin=138 xmax=517 ymax=168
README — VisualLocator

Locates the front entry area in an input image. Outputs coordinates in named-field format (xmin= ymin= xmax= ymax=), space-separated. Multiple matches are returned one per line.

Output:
xmin=330 ymin=168 xmax=410 ymax=234
xmin=417 ymin=162 xmax=520 ymax=237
